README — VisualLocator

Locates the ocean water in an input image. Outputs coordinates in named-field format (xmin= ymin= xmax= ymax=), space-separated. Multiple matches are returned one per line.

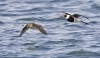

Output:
xmin=0 ymin=0 xmax=100 ymax=58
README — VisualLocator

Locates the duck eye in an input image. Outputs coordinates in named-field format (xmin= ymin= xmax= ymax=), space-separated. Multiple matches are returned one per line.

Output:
xmin=64 ymin=15 xmax=67 ymax=17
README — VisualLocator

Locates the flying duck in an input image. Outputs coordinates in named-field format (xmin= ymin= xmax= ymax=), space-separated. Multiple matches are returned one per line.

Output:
xmin=61 ymin=12 xmax=89 ymax=24
xmin=20 ymin=23 xmax=47 ymax=36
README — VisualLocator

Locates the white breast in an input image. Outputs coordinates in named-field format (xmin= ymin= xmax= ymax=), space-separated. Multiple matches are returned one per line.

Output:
xmin=73 ymin=17 xmax=79 ymax=22
xmin=28 ymin=24 xmax=37 ymax=29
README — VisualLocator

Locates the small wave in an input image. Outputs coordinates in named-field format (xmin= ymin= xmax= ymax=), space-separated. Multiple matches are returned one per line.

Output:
xmin=17 ymin=17 xmax=36 ymax=21
xmin=43 ymin=40 xmax=64 ymax=45
xmin=26 ymin=46 xmax=39 ymax=50
xmin=72 ymin=49 xmax=90 ymax=53
xmin=92 ymin=3 xmax=100 ymax=10
xmin=0 ymin=21 xmax=4 ymax=24
xmin=90 ymin=44 xmax=100 ymax=48
xmin=50 ymin=0 xmax=70 ymax=2
xmin=17 ymin=17 xmax=48 ymax=22
xmin=41 ymin=17 xmax=67 ymax=23
xmin=17 ymin=17 xmax=64 ymax=23
xmin=89 ymin=21 xmax=99 ymax=24
xmin=67 ymin=49 xmax=100 ymax=56
xmin=62 ymin=39 xmax=84 ymax=45
xmin=64 ymin=23 xmax=84 ymax=29
xmin=53 ymin=17 xmax=65 ymax=20
xmin=22 ymin=42 xmax=35 ymax=46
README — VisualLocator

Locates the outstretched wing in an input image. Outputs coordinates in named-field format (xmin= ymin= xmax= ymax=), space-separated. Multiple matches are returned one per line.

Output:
xmin=72 ymin=14 xmax=89 ymax=24
xmin=73 ymin=14 xmax=89 ymax=20
xmin=19 ymin=27 xmax=29 ymax=36
xmin=81 ymin=15 xmax=89 ymax=19
xmin=33 ymin=24 xmax=47 ymax=35
xmin=72 ymin=14 xmax=81 ymax=18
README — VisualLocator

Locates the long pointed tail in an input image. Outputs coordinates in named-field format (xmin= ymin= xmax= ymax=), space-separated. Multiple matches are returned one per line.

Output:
xmin=80 ymin=21 xmax=88 ymax=24
xmin=81 ymin=16 xmax=90 ymax=21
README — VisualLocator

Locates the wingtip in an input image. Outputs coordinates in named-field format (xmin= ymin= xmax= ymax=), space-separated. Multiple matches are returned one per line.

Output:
xmin=45 ymin=33 xmax=47 ymax=35
xmin=19 ymin=35 xmax=21 ymax=37
xmin=19 ymin=34 xmax=22 ymax=37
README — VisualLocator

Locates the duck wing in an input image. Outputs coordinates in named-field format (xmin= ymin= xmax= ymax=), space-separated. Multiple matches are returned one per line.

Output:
xmin=33 ymin=23 xmax=47 ymax=35
xmin=20 ymin=26 xmax=29 ymax=36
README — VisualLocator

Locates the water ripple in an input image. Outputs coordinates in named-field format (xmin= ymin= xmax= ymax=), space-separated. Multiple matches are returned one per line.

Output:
xmin=0 ymin=0 xmax=100 ymax=57
xmin=0 ymin=21 xmax=4 ymax=24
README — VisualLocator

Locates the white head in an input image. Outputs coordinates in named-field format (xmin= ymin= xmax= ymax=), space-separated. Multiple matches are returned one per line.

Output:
xmin=61 ymin=13 xmax=70 ymax=19
xmin=22 ymin=23 xmax=28 ymax=27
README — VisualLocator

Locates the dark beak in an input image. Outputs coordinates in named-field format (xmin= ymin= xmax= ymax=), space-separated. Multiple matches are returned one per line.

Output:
xmin=59 ymin=15 xmax=63 ymax=18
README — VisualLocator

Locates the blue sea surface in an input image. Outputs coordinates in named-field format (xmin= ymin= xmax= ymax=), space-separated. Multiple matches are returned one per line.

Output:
xmin=0 ymin=0 xmax=100 ymax=58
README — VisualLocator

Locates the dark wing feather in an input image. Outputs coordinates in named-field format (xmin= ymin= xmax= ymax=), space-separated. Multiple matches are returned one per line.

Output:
xmin=72 ymin=14 xmax=81 ymax=18
xmin=19 ymin=27 xmax=29 ymax=36
xmin=33 ymin=24 xmax=47 ymax=35
xmin=73 ymin=14 xmax=89 ymax=20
